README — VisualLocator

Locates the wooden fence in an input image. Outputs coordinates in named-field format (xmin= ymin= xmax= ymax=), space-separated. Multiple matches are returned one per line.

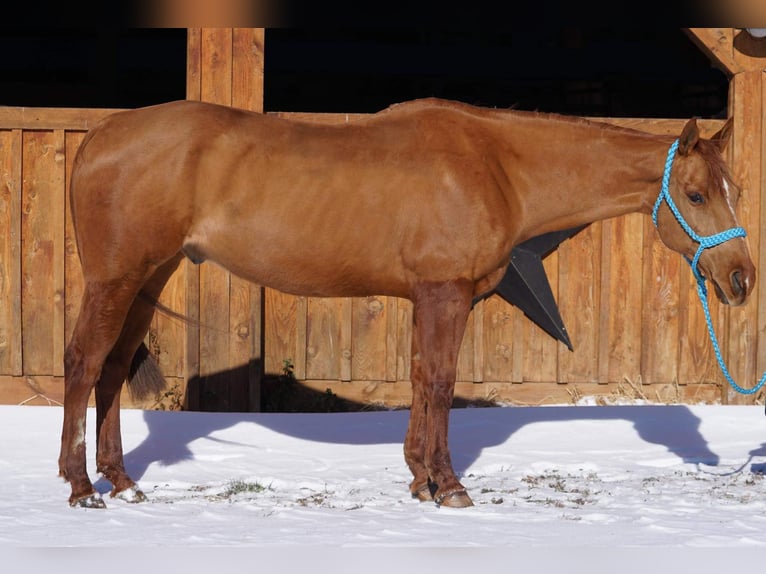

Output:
xmin=0 ymin=28 xmax=764 ymax=410
xmin=1 ymin=108 xmax=758 ymax=409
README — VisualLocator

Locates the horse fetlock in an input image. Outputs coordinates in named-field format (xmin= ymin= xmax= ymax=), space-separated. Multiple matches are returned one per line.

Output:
xmin=70 ymin=491 xmax=106 ymax=509
xmin=112 ymin=484 xmax=147 ymax=504
xmin=410 ymin=480 xmax=435 ymax=502
xmin=98 ymin=465 xmax=138 ymax=496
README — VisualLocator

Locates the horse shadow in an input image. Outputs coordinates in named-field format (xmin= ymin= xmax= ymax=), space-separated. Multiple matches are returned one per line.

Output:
xmin=748 ymin=443 xmax=766 ymax=474
xmin=111 ymin=371 xmax=733 ymax=493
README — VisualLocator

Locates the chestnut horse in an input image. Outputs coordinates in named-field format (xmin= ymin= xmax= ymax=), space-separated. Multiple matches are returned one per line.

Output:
xmin=60 ymin=98 xmax=754 ymax=508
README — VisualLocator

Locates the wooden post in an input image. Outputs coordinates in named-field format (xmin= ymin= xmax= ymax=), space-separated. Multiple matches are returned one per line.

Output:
xmin=686 ymin=28 xmax=766 ymax=405
xmin=185 ymin=28 xmax=266 ymax=411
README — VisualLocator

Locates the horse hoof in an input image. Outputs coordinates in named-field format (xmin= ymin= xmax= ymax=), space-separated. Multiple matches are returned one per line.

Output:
xmin=435 ymin=489 xmax=474 ymax=508
xmin=113 ymin=485 xmax=147 ymax=504
xmin=411 ymin=484 xmax=434 ymax=502
xmin=70 ymin=492 xmax=107 ymax=509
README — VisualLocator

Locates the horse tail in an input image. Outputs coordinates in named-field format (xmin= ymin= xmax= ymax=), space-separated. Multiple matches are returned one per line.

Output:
xmin=126 ymin=288 xmax=207 ymax=400
xmin=127 ymin=342 xmax=167 ymax=401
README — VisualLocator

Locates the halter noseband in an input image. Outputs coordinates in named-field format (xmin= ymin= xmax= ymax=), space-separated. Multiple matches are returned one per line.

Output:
xmin=652 ymin=139 xmax=766 ymax=398
xmin=651 ymin=139 xmax=747 ymax=283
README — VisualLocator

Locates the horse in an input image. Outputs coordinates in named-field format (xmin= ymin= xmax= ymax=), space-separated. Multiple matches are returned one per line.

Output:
xmin=59 ymin=97 xmax=755 ymax=509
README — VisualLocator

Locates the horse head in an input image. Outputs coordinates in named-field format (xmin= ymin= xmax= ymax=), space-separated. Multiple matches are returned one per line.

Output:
xmin=653 ymin=117 xmax=755 ymax=307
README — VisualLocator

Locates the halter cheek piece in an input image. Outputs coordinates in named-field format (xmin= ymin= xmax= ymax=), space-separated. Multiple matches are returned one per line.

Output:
xmin=652 ymin=139 xmax=765 ymax=397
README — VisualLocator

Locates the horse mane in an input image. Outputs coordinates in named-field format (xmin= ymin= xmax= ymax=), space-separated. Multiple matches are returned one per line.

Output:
xmin=380 ymin=97 xmax=659 ymax=140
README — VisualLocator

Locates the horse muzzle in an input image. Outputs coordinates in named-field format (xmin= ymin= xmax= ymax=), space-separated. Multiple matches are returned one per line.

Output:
xmin=711 ymin=261 xmax=755 ymax=307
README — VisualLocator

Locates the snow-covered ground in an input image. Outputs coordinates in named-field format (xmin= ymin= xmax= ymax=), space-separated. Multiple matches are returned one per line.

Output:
xmin=2 ymin=402 xmax=766 ymax=570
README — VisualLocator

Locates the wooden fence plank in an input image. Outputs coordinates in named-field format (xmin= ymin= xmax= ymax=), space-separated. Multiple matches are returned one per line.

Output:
xmin=603 ymin=214 xmax=644 ymax=385
xmin=512 ymin=251 xmax=569 ymax=383
xmin=338 ymin=298 xmax=352 ymax=382
xmin=21 ymin=130 xmax=65 ymax=376
xmin=482 ymin=295 xmax=515 ymax=382
xmin=51 ymin=130 xmax=66 ymax=376
xmin=21 ymin=130 xmax=52 ymax=374
xmin=196 ymin=28 xmax=235 ymax=409
xmin=184 ymin=259 xmax=201 ymax=410
xmin=351 ymin=296 xmax=388 ymax=381
xmin=641 ymin=219 xmax=682 ymax=384
xmin=385 ymin=296 xmax=398 ymax=382
xmin=558 ymin=222 xmax=602 ymax=383
xmin=305 ymin=297 xmax=338 ymax=379
xmin=598 ymin=219 xmax=614 ymax=384
xmin=726 ymin=71 xmax=762 ymax=403
xmin=678 ymin=264 xmax=722 ymax=386
xmin=265 ymin=288 xmax=298 ymax=376
xmin=521 ymin=251 xmax=560 ymax=383
xmin=227 ymin=274 xmax=254 ymax=408
xmin=231 ymin=27 xmax=265 ymax=410
xmin=0 ymin=130 xmax=22 ymax=376
xmin=232 ymin=28 xmax=264 ymax=113
xmin=512 ymin=306 xmax=526 ymax=383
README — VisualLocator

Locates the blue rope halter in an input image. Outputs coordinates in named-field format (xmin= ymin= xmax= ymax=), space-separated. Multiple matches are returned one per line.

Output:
xmin=652 ymin=139 xmax=765 ymax=396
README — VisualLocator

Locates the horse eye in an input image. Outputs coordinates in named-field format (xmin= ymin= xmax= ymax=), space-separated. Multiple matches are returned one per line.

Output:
xmin=688 ymin=192 xmax=704 ymax=205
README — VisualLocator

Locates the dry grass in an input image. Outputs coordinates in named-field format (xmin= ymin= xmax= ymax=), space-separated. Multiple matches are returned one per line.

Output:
xmin=566 ymin=376 xmax=685 ymax=406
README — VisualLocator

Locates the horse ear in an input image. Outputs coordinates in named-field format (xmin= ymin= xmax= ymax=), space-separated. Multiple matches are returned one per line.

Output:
xmin=711 ymin=117 xmax=733 ymax=153
xmin=678 ymin=118 xmax=699 ymax=156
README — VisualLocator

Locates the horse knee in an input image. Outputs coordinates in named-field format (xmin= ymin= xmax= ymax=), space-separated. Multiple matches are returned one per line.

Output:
xmin=63 ymin=341 xmax=82 ymax=378
xmin=64 ymin=341 xmax=101 ymax=394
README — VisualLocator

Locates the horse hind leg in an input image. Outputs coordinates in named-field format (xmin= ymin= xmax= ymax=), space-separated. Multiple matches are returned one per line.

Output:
xmin=94 ymin=254 xmax=183 ymax=503
xmin=60 ymin=276 xmax=146 ymax=508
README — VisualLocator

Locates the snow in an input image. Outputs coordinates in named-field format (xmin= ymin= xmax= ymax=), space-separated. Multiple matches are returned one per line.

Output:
xmin=3 ymin=402 xmax=766 ymax=570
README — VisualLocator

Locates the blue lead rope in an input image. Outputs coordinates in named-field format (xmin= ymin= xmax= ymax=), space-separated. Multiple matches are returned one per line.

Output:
xmin=653 ymin=139 xmax=766 ymax=398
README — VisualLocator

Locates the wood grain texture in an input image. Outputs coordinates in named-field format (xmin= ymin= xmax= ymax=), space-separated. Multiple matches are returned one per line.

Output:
xmin=641 ymin=219 xmax=682 ymax=385
xmin=0 ymin=130 xmax=22 ymax=376
xmin=21 ymin=130 xmax=65 ymax=376
xmin=725 ymin=71 xmax=763 ymax=404
xmin=558 ymin=222 xmax=602 ymax=383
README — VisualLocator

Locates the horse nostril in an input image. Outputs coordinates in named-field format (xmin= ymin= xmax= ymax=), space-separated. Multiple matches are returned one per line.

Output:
xmin=731 ymin=269 xmax=746 ymax=297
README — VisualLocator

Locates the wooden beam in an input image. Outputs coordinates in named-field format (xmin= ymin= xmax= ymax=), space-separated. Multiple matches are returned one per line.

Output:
xmin=295 ymin=379 xmax=723 ymax=409
xmin=684 ymin=28 xmax=743 ymax=77
xmin=0 ymin=107 xmax=123 ymax=131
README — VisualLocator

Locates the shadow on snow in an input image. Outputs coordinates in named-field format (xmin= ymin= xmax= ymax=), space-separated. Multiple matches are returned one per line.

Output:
xmin=115 ymin=398 xmax=732 ymax=494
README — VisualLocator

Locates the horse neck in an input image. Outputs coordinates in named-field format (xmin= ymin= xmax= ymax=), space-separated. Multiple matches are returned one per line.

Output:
xmin=495 ymin=117 xmax=674 ymax=243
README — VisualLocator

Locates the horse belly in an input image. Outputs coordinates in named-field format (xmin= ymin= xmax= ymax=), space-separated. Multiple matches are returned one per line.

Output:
xmin=185 ymin=217 xmax=411 ymax=298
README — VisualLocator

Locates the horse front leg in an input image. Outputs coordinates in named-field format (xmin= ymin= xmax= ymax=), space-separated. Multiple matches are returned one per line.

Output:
xmin=404 ymin=323 xmax=432 ymax=501
xmin=406 ymin=280 xmax=474 ymax=508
